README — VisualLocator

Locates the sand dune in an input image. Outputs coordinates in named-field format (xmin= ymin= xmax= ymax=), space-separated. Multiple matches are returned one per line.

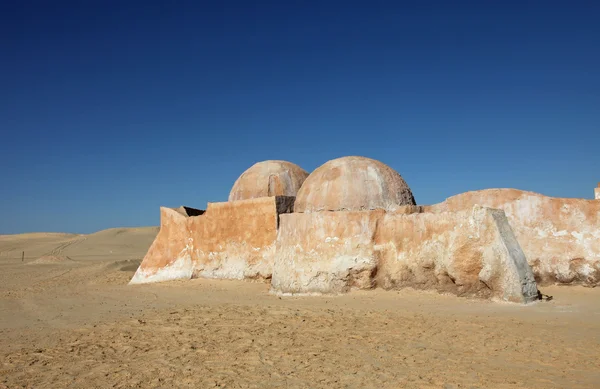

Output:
xmin=0 ymin=226 xmax=158 ymax=263
xmin=0 ymin=232 xmax=81 ymax=261
xmin=1 ymin=227 xmax=600 ymax=388
xmin=59 ymin=226 xmax=159 ymax=261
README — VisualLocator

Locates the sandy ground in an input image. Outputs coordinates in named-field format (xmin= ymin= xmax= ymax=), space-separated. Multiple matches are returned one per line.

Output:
xmin=1 ymin=229 xmax=599 ymax=389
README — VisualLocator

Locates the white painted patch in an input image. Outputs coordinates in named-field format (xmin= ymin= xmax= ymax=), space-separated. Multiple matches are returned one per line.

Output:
xmin=128 ymin=255 xmax=194 ymax=284
xmin=194 ymin=244 xmax=275 ymax=281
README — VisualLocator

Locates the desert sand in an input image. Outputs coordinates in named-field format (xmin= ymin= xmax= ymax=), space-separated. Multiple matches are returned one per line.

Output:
xmin=1 ymin=228 xmax=599 ymax=389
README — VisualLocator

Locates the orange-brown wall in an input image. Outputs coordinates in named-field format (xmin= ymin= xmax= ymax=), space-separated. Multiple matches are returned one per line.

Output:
xmin=189 ymin=197 xmax=285 ymax=280
xmin=131 ymin=196 xmax=292 ymax=284
xmin=129 ymin=207 xmax=192 ymax=284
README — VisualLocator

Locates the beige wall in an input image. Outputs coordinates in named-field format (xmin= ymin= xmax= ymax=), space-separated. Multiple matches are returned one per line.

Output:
xmin=428 ymin=189 xmax=600 ymax=285
xmin=272 ymin=206 xmax=537 ymax=303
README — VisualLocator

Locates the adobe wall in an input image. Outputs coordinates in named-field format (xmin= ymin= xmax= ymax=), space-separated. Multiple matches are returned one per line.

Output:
xmin=130 ymin=196 xmax=293 ymax=284
xmin=272 ymin=210 xmax=385 ymax=295
xmin=271 ymin=206 xmax=538 ymax=303
xmin=129 ymin=207 xmax=193 ymax=284
xmin=189 ymin=197 xmax=292 ymax=280
xmin=374 ymin=207 xmax=537 ymax=303
xmin=428 ymin=189 xmax=600 ymax=286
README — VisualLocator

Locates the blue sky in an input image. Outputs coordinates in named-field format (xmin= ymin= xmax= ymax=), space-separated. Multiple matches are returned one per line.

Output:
xmin=1 ymin=1 xmax=598 ymax=234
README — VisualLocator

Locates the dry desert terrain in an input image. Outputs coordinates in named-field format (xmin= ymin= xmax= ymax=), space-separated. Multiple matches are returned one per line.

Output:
xmin=1 ymin=227 xmax=599 ymax=388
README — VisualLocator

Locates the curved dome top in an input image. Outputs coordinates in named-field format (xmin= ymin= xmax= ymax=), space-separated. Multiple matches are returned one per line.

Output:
xmin=294 ymin=156 xmax=415 ymax=212
xmin=229 ymin=160 xmax=309 ymax=201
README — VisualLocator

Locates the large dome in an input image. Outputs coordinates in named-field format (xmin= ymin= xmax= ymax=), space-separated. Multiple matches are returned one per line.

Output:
xmin=229 ymin=160 xmax=309 ymax=201
xmin=294 ymin=156 xmax=415 ymax=212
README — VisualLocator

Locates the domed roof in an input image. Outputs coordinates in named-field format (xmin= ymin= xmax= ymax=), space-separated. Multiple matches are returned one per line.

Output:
xmin=229 ymin=160 xmax=309 ymax=201
xmin=294 ymin=156 xmax=416 ymax=212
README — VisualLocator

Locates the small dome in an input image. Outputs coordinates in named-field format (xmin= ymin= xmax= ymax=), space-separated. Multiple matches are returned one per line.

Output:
xmin=229 ymin=160 xmax=309 ymax=201
xmin=294 ymin=156 xmax=415 ymax=212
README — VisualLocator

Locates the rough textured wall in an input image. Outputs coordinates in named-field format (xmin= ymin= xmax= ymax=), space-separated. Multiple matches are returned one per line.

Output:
xmin=229 ymin=161 xmax=309 ymax=201
xmin=189 ymin=197 xmax=284 ymax=280
xmin=428 ymin=189 xmax=600 ymax=286
xmin=375 ymin=207 xmax=537 ymax=303
xmin=130 ymin=197 xmax=292 ymax=284
xmin=272 ymin=206 xmax=537 ymax=303
xmin=294 ymin=156 xmax=416 ymax=212
xmin=272 ymin=210 xmax=385 ymax=295
xmin=129 ymin=207 xmax=193 ymax=284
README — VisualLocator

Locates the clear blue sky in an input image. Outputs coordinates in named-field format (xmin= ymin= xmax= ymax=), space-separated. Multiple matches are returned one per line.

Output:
xmin=1 ymin=1 xmax=598 ymax=234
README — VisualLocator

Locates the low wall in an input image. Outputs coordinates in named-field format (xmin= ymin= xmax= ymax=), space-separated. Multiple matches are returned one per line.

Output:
xmin=271 ymin=206 xmax=538 ymax=303
xmin=272 ymin=210 xmax=384 ymax=294
xmin=129 ymin=207 xmax=193 ymax=284
xmin=428 ymin=189 xmax=600 ymax=286
xmin=375 ymin=207 xmax=537 ymax=302
xmin=189 ymin=197 xmax=287 ymax=280
xmin=130 ymin=196 xmax=293 ymax=284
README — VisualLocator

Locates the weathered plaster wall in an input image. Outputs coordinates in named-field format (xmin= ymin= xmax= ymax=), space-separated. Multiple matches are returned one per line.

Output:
xmin=272 ymin=210 xmax=384 ymax=295
xmin=189 ymin=197 xmax=285 ymax=280
xmin=129 ymin=207 xmax=193 ymax=284
xmin=374 ymin=207 xmax=537 ymax=303
xmin=428 ymin=189 xmax=600 ymax=286
xmin=130 ymin=197 xmax=292 ymax=284
xmin=271 ymin=206 xmax=537 ymax=303
xmin=134 ymin=197 xmax=538 ymax=302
